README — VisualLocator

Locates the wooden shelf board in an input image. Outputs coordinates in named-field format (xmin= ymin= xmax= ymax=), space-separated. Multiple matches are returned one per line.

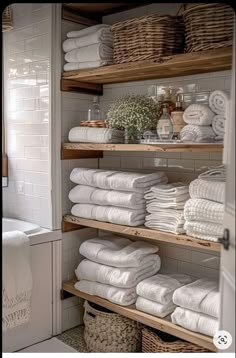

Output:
xmin=61 ymin=146 xmax=103 ymax=160
xmin=61 ymin=79 xmax=103 ymax=95
xmin=63 ymin=215 xmax=221 ymax=252
xmin=62 ymin=47 xmax=232 ymax=85
xmin=62 ymin=279 xmax=217 ymax=352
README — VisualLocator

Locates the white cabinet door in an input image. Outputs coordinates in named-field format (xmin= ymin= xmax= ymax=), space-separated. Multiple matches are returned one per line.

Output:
xmin=3 ymin=242 xmax=53 ymax=352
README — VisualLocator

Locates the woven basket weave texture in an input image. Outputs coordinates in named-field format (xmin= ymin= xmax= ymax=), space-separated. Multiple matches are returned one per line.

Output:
xmin=2 ymin=6 xmax=14 ymax=32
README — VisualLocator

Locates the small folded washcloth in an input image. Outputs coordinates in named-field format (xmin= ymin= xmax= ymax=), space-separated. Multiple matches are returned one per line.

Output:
xmin=180 ymin=125 xmax=216 ymax=142
xmin=67 ymin=24 xmax=111 ymax=38
xmin=145 ymin=210 xmax=185 ymax=235
xmin=184 ymin=198 xmax=224 ymax=224
xmin=183 ymin=104 xmax=214 ymax=126
xmin=64 ymin=60 xmax=112 ymax=71
xmin=212 ymin=115 xmax=225 ymax=137
xmin=68 ymin=127 xmax=124 ymax=144
xmin=189 ymin=178 xmax=225 ymax=204
xmin=136 ymin=296 xmax=176 ymax=318
xmin=79 ymin=236 xmax=159 ymax=268
xmin=198 ymin=164 xmax=226 ymax=182
xmin=65 ymin=43 xmax=113 ymax=63
xmin=184 ymin=220 xmax=223 ymax=241
xmin=209 ymin=90 xmax=229 ymax=115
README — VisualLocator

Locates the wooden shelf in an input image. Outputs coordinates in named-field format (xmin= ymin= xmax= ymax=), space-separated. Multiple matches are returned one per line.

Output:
xmin=63 ymin=215 xmax=221 ymax=252
xmin=62 ymin=279 xmax=217 ymax=352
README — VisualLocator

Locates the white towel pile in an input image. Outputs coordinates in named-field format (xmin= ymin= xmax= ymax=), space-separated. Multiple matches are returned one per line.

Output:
xmin=74 ymin=236 xmax=161 ymax=306
xmin=70 ymin=168 xmax=168 ymax=226
xmin=136 ymin=274 xmax=192 ymax=318
xmin=144 ymin=182 xmax=189 ymax=234
xmin=209 ymin=90 xmax=229 ymax=140
xmin=63 ymin=24 xmax=113 ymax=71
xmin=184 ymin=165 xmax=225 ymax=241
xmin=172 ymin=278 xmax=220 ymax=337
xmin=68 ymin=127 xmax=124 ymax=144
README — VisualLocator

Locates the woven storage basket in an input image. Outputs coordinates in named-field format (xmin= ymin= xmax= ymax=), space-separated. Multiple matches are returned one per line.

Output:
xmin=2 ymin=6 xmax=14 ymax=32
xmin=182 ymin=3 xmax=234 ymax=52
xmin=142 ymin=327 xmax=210 ymax=353
xmin=112 ymin=15 xmax=185 ymax=64
xmin=83 ymin=300 xmax=142 ymax=352
xmin=80 ymin=120 xmax=107 ymax=128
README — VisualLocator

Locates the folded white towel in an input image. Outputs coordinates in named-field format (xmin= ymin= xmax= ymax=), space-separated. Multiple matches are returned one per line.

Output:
xmin=212 ymin=115 xmax=225 ymax=137
xmin=171 ymin=307 xmax=219 ymax=337
xmin=173 ymin=278 xmax=220 ymax=318
xmin=75 ymin=256 xmax=161 ymax=289
xmin=67 ymin=24 xmax=111 ymax=38
xmin=65 ymin=43 xmax=113 ymax=63
xmin=184 ymin=220 xmax=223 ymax=241
xmin=209 ymin=90 xmax=229 ymax=115
xmin=63 ymin=28 xmax=113 ymax=52
xmin=183 ymin=104 xmax=214 ymax=126
xmin=180 ymin=124 xmax=216 ymax=142
xmin=184 ymin=198 xmax=224 ymax=224
xmin=198 ymin=164 xmax=226 ymax=182
xmin=69 ymin=185 xmax=145 ymax=209
xmin=136 ymin=274 xmax=192 ymax=305
xmin=189 ymin=178 xmax=225 ymax=204
xmin=75 ymin=280 xmax=136 ymax=306
xmin=64 ymin=60 xmax=112 ymax=71
xmin=2 ymin=231 xmax=33 ymax=332
xmin=70 ymin=167 xmax=168 ymax=193
xmin=136 ymin=296 xmax=176 ymax=318
xmin=79 ymin=236 xmax=159 ymax=268
xmin=71 ymin=203 xmax=146 ymax=226
xmin=145 ymin=210 xmax=185 ymax=234
xmin=68 ymin=127 xmax=124 ymax=144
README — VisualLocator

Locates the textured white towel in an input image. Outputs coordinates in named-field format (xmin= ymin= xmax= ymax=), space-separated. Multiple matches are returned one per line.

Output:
xmin=184 ymin=220 xmax=223 ymax=241
xmin=136 ymin=274 xmax=192 ymax=305
xmin=189 ymin=178 xmax=225 ymax=204
xmin=145 ymin=210 xmax=185 ymax=234
xmin=64 ymin=60 xmax=112 ymax=71
xmin=71 ymin=203 xmax=146 ymax=226
xmin=173 ymin=278 xmax=220 ymax=318
xmin=63 ymin=28 xmax=113 ymax=52
xmin=75 ymin=280 xmax=136 ymax=306
xmin=79 ymin=237 xmax=159 ymax=268
xmin=75 ymin=256 xmax=161 ymax=288
xmin=65 ymin=43 xmax=113 ymax=63
xmin=136 ymin=297 xmax=176 ymax=318
xmin=198 ymin=164 xmax=226 ymax=182
xmin=184 ymin=198 xmax=224 ymax=224
xmin=212 ymin=115 xmax=225 ymax=137
xmin=70 ymin=167 xmax=168 ymax=193
xmin=180 ymin=124 xmax=216 ymax=142
xmin=209 ymin=90 xmax=229 ymax=115
xmin=67 ymin=24 xmax=111 ymax=38
xmin=171 ymin=307 xmax=219 ymax=337
xmin=2 ymin=231 xmax=33 ymax=332
xmin=68 ymin=127 xmax=124 ymax=144
xmin=183 ymin=104 xmax=214 ymax=126
xmin=69 ymin=185 xmax=145 ymax=209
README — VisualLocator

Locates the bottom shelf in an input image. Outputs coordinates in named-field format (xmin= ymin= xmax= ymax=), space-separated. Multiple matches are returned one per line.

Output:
xmin=62 ymin=279 xmax=217 ymax=352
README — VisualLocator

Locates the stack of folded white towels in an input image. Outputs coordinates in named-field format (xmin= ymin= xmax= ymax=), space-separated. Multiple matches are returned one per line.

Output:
xmin=136 ymin=273 xmax=192 ymax=318
xmin=63 ymin=24 xmax=113 ymax=71
xmin=184 ymin=165 xmax=225 ymax=241
xmin=172 ymin=278 xmax=220 ymax=337
xmin=74 ymin=236 xmax=161 ymax=306
xmin=69 ymin=168 xmax=168 ymax=227
xmin=209 ymin=90 xmax=229 ymax=140
xmin=144 ymin=182 xmax=190 ymax=234
xmin=68 ymin=126 xmax=124 ymax=144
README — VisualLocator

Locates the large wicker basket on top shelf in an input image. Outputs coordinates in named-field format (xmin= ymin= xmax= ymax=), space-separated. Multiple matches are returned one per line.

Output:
xmin=182 ymin=3 xmax=234 ymax=52
xmin=111 ymin=15 xmax=185 ymax=64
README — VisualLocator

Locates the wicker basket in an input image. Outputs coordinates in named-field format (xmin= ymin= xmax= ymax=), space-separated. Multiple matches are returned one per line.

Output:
xmin=80 ymin=120 xmax=107 ymax=128
xmin=83 ymin=300 xmax=142 ymax=352
xmin=112 ymin=15 xmax=185 ymax=64
xmin=2 ymin=6 xmax=14 ymax=32
xmin=182 ymin=3 xmax=234 ymax=52
xmin=142 ymin=327 xmax=210 ymax=353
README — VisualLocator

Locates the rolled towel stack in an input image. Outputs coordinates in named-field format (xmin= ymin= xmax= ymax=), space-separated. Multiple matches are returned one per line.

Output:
xmin=136 ymin=274 xmax=192 ymax=318
xmin=63 ymin=24 xmax=113 ymax=71
xmin=68 ymin=127 xmax=124 ymax=144
xmin=209 ymin=90 xmax=229 ymax=140
xmin=74 ymin=236 xmax=161 ymax=306
xmin=172 ymin=278 xmax=220 ymax=337
xmin=70 ymin=168 xmax=168 ymax=226
xmin=144 ymin=182 xmax=189 ymax=234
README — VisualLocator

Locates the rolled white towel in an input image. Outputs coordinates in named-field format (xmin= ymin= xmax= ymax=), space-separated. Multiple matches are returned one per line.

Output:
xmin=67 ymin=24 xmax=111 ymax=38
xmin=180 ymin=124 xmax=216 ymax=142
xmin=189 ymin=178 xmax=225 ymax=204
xmin=136 ymin=296 xmax=176 ymax=318
xmin=65 ymin=43 xmax=113 ymax=63
xmin=183 ymin=104 xmax=214 ymax=126
xmin=184 ymin=198 xmax=224 ymax=224
xmin=64 ymin=60 xmax=112 ymax=71
xmin=68 ymin=127 xmax=124 ymax=144
xmin=212 ymin=115 xmax=225 ymax=137
xmin=184 ymin=220 xmax=223 ymax=241
xmin=209 ymin=90 xmax=229 ymax=115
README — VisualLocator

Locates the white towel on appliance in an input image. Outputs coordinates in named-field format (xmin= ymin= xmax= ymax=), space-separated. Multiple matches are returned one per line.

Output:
xmin=2 ymin=231 xmax=33 ymax=332
xmin=79 ymin=236 xmax=159 ymax=268
xmin=183 ymin=104 xmax=214 ymax=126
xmin=68 ymin=127 xmax=124 ymax=144
xmin=136 ymin=296 xmax=176 ymax=318
xmin=69 ymin=185 xmax=145 ymax=209
xmin=65 ymin=43 xmax=113 ymax=63
xmin=180 ymin=124 xmax=216 ymax=142
xmin=145 ymin=210 xmax=185 ymax=234
xmin=136 ymin=274 xmax=192 ymax=305
xmin=67 ymin=24 xmax=111 ymax=38
xmin=198 ymin=164 xmax=226 ymax=182
xmin=189 ymin=178 xmax=225 ymax=204
xmin=212 ymin=115 xmax=225 ymax=137
xmin=209 ymin=90 xmax=229 ymax=115
xmin=74 ymin=280 xmax=137 ymax=306
xmin=64 ymin=60 xmax=112 ymax=71
xmin=71 ymin=203 xmax=146 ymax=226
xmin=70 ymin=167 xmax=168 ymax=193
xmin=184 ymin=220 xmax=223 ymax=241
xmin=173 ymin=278 xmax=220 ymax=318
xmin=171 ymin=307 xmax=219 ymax=337
xmin=75 ymin=256 xmax=161 ymax=289
xmin=184 ymin=198 xmax=224 ymax=224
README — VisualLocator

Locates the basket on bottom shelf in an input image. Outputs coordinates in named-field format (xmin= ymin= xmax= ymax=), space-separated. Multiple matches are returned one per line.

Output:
xmin=142 ymin=327 xmax=210 ymax=353
xmin=83 ymin=300 xmax=142 ymax=352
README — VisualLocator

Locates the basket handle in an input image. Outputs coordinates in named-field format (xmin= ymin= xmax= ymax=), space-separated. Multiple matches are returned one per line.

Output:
xmin=176 ymin=3 xmax=186 ymax=16
xmin=86 ymin=311 xmax=96 ymax=319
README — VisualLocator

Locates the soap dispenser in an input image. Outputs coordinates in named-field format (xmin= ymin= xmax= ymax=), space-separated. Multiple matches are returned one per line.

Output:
xmin=161 ymin=87 xmax=175 ymax=114
xmin=157 ymin=104 xmax=174 ymax=140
